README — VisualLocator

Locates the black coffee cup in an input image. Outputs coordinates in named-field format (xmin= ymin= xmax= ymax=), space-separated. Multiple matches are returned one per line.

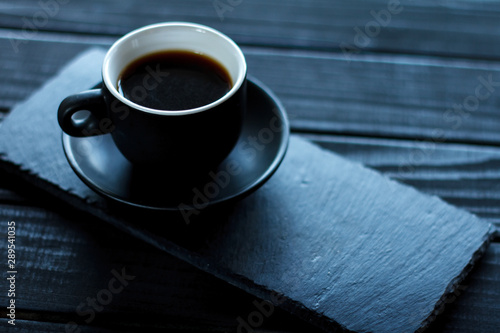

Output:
xmin=58 ymin=22 xmax=247 ymax=174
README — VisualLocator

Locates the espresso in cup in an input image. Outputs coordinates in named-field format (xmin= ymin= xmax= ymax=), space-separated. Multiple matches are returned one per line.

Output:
xmin=118 ymin=50 xmax=233 ymax=110
xmin=58 ymin=22 xmax=247 ymax=174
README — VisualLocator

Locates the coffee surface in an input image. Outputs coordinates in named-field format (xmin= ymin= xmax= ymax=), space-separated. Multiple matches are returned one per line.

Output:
xmin=118 ymin=50 xmax=232 ymax=110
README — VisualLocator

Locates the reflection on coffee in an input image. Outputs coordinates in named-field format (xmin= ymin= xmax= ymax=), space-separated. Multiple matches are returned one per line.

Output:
xmin=117 ymin=50 xmax=232 ymax=110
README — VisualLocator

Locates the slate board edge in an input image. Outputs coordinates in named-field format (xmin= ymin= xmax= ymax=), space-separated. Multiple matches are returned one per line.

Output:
xmin=416 ymin=230 xmax=494 ymax=333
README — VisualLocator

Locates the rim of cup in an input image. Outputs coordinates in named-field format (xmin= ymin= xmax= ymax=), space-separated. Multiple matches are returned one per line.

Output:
xmin=102 ymin=22 xmax=247 ymax=116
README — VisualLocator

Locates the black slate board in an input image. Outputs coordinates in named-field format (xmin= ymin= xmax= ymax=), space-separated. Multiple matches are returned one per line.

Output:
xmin=0 ymin=48 xmax=494 ymax=333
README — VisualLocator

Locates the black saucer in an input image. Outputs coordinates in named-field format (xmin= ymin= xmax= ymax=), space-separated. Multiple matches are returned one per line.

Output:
xmin=62 ymin=77 xmax=289 ymax=210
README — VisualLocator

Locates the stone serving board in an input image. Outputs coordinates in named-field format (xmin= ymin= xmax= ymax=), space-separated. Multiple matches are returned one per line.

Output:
xmin=0 ymin=48 xmax=493 ymax=333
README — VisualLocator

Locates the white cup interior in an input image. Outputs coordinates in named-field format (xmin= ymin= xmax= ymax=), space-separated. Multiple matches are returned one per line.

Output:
xmin=102 ymin=22 xmax=246 ymax=115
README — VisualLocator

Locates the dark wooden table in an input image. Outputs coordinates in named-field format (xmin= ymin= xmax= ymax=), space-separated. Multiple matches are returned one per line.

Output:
xmin=0 ymin=1 xmax=499 ymax=332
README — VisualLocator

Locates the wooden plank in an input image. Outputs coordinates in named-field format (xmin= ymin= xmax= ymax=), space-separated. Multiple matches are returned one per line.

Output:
xmin=0 ymin=37 xmax=88 ymax=109
xmin=1 ymin=37 xmax=500 ymax=145
xmin=0 ymin=321 xmax=128 ymax=333
xmin=0 ymin=203 xmax=498 ymax=333
xmin=0 ymin=49 xmax=493 ymax=332
xmin=1 ymin=0 xmax=500 ymax=59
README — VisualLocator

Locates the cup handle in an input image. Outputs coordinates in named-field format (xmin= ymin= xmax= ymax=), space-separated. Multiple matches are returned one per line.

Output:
xmin=58 ymin=89 xmax=109 ymax=137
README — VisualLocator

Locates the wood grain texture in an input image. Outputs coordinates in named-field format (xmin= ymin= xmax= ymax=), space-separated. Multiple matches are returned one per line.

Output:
xmin=1 ymin=0 xmax=500 ymax=60
xmin=1 ymin=38 xmax=500 ymax=146
xmin=0 ymin=49 xmax=493 ymax=332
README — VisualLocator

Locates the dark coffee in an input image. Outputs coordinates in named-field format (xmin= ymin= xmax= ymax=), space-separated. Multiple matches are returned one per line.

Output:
xmin=118 ymin=50 xmax=232 ymax=110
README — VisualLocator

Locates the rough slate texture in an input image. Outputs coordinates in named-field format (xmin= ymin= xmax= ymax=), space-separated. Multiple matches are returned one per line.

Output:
xmin=0 ymin=48 xmax=494 ymax=333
